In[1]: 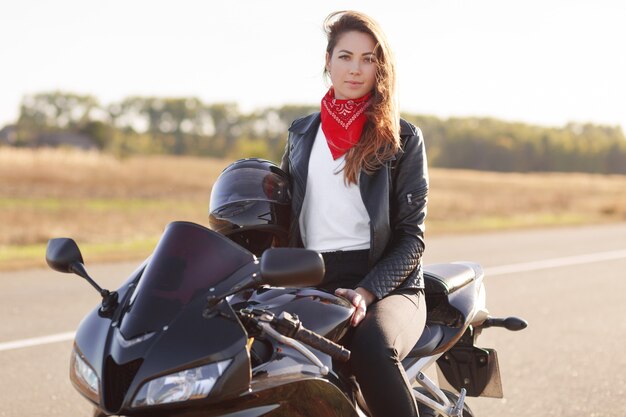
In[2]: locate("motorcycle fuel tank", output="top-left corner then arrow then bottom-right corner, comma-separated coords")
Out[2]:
239,287 -> 354,343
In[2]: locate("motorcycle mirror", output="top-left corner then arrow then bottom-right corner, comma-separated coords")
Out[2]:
259,248 -> 325,288
46,238 -> 85,274
45,238 -> 118,314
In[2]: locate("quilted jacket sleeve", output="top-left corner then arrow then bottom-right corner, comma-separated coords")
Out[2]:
358,125 -> 429,299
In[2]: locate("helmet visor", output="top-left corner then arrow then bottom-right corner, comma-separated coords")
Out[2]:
210,168 -> 289,211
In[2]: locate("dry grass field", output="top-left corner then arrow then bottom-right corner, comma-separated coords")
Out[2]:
1,147 -> 625,270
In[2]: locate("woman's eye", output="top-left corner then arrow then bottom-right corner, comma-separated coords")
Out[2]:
339,55 -> 350,60
364,56 -> 376,63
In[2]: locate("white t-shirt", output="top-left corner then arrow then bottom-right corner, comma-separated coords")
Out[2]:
299,126 -> 371,252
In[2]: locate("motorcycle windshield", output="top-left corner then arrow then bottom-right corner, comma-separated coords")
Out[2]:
119,221 -> 255,339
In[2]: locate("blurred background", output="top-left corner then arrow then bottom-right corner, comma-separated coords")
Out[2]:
1,0 -> 625,269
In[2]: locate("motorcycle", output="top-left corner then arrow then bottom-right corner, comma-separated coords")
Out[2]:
46,220 -> 527,417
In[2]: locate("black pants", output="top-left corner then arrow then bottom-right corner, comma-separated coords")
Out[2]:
322,250 -> 426,417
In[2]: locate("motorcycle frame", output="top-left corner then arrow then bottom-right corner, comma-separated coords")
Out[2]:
407,354 -> 459,416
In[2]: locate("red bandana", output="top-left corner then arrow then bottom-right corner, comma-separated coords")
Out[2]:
320,87 -> 372,160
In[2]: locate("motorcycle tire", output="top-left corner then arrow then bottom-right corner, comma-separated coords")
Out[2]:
413,387 -> 475,417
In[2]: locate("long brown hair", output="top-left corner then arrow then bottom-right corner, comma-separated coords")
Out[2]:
323,10 -> 401,184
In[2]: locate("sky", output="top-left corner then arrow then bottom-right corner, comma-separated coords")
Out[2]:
1,0 -> 625,132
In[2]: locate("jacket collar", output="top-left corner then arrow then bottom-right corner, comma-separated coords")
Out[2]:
399,119 -> 417,137
288,112 -> 321,135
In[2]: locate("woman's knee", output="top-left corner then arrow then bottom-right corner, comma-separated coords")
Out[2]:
349,326 -> 399,370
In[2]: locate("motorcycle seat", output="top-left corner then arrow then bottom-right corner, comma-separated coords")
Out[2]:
406,323 -> 445,358
423,262 -> 481,295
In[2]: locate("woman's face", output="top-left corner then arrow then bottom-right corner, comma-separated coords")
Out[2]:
326,30 -> 377,100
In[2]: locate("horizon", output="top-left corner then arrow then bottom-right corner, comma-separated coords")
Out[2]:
1,0 -> 625,133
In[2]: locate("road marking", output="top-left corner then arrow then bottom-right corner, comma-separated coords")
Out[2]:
0,331 -> 75,352
2,249 -> 626,353
484,249 -> 626,276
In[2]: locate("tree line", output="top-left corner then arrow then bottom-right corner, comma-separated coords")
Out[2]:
6,91 -> 626,174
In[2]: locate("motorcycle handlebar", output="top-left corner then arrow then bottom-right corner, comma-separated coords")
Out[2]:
239,309 -> 352,363
268,311 -> 351,363
293,325 -> 351,363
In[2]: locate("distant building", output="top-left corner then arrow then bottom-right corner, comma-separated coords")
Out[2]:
35,132 -> 99,150
0,126 -> 99,150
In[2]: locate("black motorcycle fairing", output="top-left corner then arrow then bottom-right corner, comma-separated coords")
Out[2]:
110,301 -> 252,415
247,378 -> 358,417
106,297 -> 251,414
71,262 -> 147,406
119,221 -> 255,340
72,222 -> 258,414
74,296 -> 253,415
132,377 -> 359,417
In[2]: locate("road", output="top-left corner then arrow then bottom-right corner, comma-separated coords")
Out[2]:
1,223 -> 625,416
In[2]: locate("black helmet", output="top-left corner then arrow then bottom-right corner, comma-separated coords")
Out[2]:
209,158 -> 291,256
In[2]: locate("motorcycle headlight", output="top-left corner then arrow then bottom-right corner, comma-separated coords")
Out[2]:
131,359 -> 232,408
70,347 -> 100,403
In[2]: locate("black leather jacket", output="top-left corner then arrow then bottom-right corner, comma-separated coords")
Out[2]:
281,113 -> 428,299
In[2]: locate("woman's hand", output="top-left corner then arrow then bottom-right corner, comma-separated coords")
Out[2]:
335,287 -> 376,327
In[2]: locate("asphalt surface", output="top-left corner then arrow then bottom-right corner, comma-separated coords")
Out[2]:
1,223 -> 625,416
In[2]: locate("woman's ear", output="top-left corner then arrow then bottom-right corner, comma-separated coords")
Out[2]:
325,52 -> 331,72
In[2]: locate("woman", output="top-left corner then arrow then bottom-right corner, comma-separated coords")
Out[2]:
281,10 -> 428,417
